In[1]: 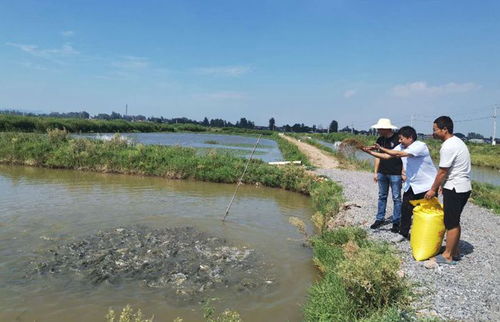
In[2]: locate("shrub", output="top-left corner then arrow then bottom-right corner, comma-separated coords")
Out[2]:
337,243 -> 408,313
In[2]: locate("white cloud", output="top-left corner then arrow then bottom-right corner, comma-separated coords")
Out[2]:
112,56 -> 150,69
194,65 -> 251,77
60,30 -> 75,37
391,81 -> 480,97
344,89 -> 356,98
6,42 -> 79,59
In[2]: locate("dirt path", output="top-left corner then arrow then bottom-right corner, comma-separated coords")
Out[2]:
280,134 -> 338,168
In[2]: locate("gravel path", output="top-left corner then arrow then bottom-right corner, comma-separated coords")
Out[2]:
284,136 -> 499,320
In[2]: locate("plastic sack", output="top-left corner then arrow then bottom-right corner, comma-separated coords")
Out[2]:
409,197 -> 445,261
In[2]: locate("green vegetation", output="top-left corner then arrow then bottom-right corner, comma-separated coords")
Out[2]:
318,132 -> 376,146
0,114 -> 274,137
304,227 -> 411,321
271,133 -> 311,166
471,181 -> 500,214
0,130 -> 315,192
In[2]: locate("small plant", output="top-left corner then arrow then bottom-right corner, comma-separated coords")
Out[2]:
204,140 -> 219,144
202,298 -> 242,322
47,128 -> 69,143
106,305 -> 153,322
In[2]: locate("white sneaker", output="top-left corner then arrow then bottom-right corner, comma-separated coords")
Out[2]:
391,235 -> 407,243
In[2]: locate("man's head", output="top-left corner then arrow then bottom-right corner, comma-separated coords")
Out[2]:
433,116 -> 454,141
377,128 -> 393,137
398,126 -> 417,148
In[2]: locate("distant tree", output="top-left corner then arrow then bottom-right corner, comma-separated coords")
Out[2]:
202,117 -> 209,126
467,132 -> 484,139
284,124 -> 291,132
268,117 -> 275,130
329,120 -> 338,133
455,132 -> 466,139
95,113 -> 111,120
312,124 -> 317,132
110,111 -> 122,120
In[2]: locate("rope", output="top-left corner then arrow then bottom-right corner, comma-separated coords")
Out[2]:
222,134 -> 262,222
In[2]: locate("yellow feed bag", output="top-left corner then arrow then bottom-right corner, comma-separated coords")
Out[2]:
409,198 -> 445,261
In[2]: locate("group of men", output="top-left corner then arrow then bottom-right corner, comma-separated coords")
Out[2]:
362,116 -> 471,265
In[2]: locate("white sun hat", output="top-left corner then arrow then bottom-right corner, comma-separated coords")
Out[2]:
371,118 -> 398,129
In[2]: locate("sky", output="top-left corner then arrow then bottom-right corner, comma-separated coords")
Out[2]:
1,0 -> 499,136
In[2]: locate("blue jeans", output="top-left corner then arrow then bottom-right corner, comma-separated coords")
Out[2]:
376,173 -> 402,224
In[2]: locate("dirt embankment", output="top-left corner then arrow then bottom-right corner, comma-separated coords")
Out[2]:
279,134 -> 338,169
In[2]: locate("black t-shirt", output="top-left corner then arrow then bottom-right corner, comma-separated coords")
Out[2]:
376,134 -> 403,175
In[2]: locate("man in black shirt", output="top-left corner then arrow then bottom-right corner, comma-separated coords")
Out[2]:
369,118 -> 403,233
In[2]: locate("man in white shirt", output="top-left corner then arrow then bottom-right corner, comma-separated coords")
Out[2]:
363,126 -> 437,241
425,116 -> 471,265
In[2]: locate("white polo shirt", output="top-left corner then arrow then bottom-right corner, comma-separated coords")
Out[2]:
439,136 -> 472,193
394,141 -> 437,194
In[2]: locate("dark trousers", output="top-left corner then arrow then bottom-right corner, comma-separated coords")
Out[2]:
400,187 -> 426,237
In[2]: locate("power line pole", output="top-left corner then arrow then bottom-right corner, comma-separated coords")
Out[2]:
493,105 -> 498,146
125,104 -> 128,116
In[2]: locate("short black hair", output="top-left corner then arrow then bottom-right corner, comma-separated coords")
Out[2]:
434,116 -> 454,134
398,126 -> 417,141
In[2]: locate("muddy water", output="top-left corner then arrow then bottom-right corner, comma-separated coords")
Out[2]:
0,165 -> 315,321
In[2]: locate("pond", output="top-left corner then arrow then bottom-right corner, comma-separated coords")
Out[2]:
0,165 -> 315,321
318,140 -> 500,186
77,132 -> 283,163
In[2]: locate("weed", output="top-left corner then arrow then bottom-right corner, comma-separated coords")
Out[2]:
106,305 -> 153,322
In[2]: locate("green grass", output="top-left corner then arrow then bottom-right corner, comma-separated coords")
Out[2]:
471,181 -> 500,214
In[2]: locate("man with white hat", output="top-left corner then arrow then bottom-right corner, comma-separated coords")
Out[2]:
369,118 -> 402,233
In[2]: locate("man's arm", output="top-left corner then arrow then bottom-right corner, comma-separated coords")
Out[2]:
362,148 -> 393,160
376,144 -> 412,158
424,167 -> 450,199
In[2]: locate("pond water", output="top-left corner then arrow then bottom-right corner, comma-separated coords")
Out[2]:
0,165 -> 315,321
318,140 -> 500,186
77,133 -> 283,163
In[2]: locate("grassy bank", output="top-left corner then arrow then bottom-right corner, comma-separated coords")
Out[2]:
471,181 -> 500,214
0,114 -> 274,137
304,228 -> 411,321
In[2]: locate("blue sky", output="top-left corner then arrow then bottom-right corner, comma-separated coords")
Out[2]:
1,0 -> 499,135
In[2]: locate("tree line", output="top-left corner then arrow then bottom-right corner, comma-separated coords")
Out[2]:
0,109 -> 341,133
